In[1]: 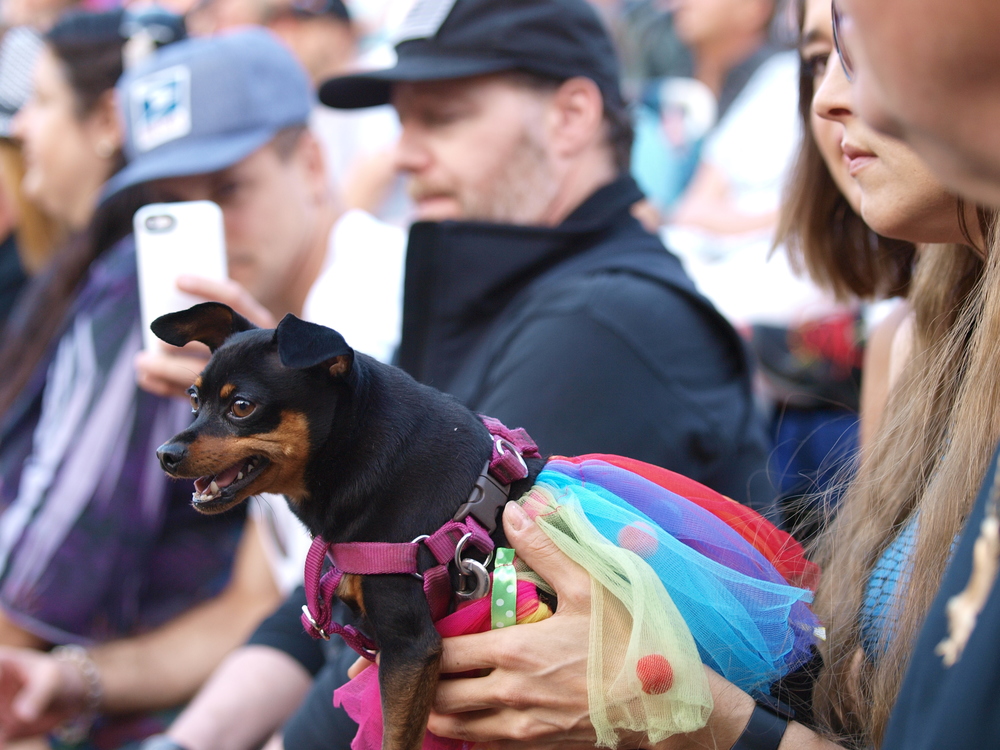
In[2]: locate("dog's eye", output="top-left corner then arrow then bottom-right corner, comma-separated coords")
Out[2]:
188,391 -> 200,413
231,399 -> 256,418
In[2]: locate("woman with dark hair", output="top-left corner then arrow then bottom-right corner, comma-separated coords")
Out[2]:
0,10 -> 280,748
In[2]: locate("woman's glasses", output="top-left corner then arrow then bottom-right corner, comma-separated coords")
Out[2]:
831,0 -> 855,82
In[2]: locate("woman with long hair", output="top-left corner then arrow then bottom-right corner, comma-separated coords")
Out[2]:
416,0 -> 998,747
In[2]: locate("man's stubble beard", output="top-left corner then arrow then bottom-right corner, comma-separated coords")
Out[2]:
460,127 -> 560,225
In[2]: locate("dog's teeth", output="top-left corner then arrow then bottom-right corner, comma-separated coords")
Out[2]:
210,481 -> 219,494
237,472 -> 244,481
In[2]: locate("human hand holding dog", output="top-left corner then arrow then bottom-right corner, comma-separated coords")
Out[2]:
426,501 -> 597,749
0,646 -> 90,744
424,505 -> 786,750
134,276 -> 276,399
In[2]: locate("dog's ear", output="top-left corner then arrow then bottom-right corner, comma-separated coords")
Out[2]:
275,314 -> 355,378
151,302 -> 258,352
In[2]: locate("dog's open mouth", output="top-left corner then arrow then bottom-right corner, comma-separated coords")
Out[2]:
192,455 -> 270,510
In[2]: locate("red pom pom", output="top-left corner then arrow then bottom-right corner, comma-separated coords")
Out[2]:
617,521 -> 659,558
636,653 -> 674,695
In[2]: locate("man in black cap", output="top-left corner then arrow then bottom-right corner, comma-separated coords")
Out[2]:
322,0 -> 771,510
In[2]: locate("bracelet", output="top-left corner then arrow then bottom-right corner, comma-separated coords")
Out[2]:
730,696 -> 793,750
51,644 -> 104,744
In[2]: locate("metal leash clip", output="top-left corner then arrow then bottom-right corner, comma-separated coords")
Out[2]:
453,531 -> 491,600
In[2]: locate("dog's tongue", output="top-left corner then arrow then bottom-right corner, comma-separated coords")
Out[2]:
213,461 -> 244,489
194,461 -> 244,494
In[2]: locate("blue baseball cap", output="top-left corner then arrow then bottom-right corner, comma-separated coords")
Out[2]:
104,28 -> 313,199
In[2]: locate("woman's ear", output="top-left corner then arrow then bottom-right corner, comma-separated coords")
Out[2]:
86,89 -> 124,159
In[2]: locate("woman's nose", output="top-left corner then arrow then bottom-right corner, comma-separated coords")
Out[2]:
813,50 -> 854,123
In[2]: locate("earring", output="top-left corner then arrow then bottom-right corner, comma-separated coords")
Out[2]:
95,139 -> 116,159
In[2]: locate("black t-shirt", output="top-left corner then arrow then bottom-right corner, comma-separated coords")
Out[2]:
883,440 -> 1000,749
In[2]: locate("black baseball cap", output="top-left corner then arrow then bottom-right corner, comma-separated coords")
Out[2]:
318,0 -> 624,110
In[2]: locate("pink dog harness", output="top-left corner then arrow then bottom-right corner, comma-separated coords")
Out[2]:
300,417 -> 541,657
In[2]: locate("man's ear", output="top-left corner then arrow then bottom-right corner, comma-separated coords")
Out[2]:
275,314 -> 354,377
151,302 -> 257,352
548,76 -> 605,160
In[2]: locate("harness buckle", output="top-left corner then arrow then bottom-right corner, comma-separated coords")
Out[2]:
453,461 -> 511,533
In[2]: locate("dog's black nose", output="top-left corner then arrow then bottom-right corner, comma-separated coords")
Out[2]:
157,442 -> 188,473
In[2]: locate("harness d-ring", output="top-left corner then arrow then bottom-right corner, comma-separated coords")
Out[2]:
410,534 -> 429,580
494,436 -> 528,474
301,605 -> 330,640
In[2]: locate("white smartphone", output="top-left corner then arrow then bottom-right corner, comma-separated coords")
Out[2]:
134,200 -> 228,351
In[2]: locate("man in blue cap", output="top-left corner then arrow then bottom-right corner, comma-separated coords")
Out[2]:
120,28 -> 404,389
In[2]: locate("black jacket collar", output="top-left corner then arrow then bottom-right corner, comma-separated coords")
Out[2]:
397,176 -> 676,386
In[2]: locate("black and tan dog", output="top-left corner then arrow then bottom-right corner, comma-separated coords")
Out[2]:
152,302 -> 545,750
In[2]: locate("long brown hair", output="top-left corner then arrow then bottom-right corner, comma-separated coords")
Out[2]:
812,233 -> 994,747
0,139 -> 65,274
777,1 -> 999,746
774,0 -> 914,302
0,10 -> 130,419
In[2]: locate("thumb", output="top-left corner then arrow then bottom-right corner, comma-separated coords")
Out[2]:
502,502 -> 591,611
12,669 -> 56,723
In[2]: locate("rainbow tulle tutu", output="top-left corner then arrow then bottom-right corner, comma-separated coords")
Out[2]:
334,455 -> 821,749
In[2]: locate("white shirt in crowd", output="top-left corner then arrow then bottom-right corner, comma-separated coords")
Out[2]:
666,50 -> 842,329
252,208 -> 407,593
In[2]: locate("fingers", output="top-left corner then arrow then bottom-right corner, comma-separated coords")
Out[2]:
176,276 -> 276,329
428,708 -> 507,744
16,654 -> 73,724
428,705 -> 594,748
346,654 -> 376,680
134,350 -> 209,398
502,503 -> 591,611
438,628 -> 516,674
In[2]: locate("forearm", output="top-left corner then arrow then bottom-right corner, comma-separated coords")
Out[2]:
166,645 -> 312,750
0,610 -> 48,650
91,519 -> 281,714
91,589 -> 276,713
652,670 -> 843,750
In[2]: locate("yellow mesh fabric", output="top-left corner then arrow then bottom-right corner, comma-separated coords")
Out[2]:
518,487 -> 713,747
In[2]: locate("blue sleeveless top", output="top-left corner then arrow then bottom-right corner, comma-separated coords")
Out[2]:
860,515 -> 919,658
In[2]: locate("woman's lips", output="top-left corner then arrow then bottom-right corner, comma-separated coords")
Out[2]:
842,142 -> 877,176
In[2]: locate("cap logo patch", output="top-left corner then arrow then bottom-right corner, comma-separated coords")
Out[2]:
130,64 -> 192,153
391,0 -> 458,44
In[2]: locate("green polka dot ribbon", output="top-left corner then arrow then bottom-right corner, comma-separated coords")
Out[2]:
491,547 -> 517,629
